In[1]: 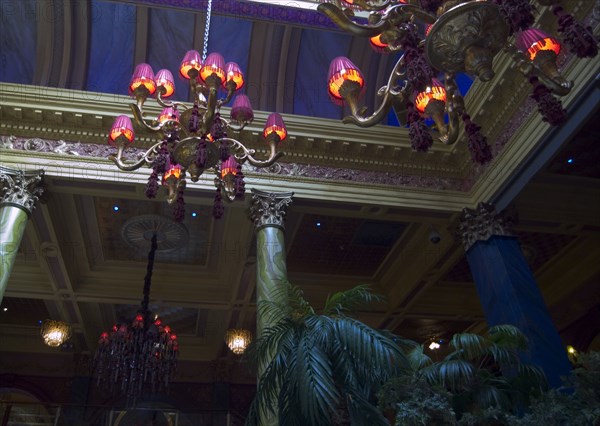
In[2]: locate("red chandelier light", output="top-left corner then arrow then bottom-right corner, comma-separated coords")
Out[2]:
92,234 -> 179,399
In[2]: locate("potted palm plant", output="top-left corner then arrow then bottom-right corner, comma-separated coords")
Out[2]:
245,283 -> 413,426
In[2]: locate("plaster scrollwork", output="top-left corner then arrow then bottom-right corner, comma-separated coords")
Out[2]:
23,138 -> 48,151
457,202 -> 516,252
0,166 -> 45,215
0,135 -> 16,149
249,189 -> 294,231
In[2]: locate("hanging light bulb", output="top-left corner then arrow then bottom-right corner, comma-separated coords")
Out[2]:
224,329 -> 252,355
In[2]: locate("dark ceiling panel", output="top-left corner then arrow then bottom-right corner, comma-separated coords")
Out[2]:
287,214 -> 405,276
0,297 -> 50,327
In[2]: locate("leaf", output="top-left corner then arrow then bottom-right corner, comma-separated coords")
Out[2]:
437,359 -> 475,392
346,391 -> 390,426
322,284 -> 386,316
450,333 -> 489,360
487,324 -> 528,351
407,344 -> 434,372
296,332 -> 340,425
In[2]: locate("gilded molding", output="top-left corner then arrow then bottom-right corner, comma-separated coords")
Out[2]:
0,165 -> 45,216
249,189 -> 294,231
457,202 -> 516,252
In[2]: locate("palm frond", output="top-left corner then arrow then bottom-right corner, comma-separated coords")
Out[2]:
487,324 -> 528,350
486,344 -> 520,367
296,333 -> 340,425
472,381 -> 512,410
332,316 -> 409,378
322,284 -> 386,316
437,359 -> 476,392
450,332 -> 490,360
407,344 -> 434,372
378,329 -> 420,352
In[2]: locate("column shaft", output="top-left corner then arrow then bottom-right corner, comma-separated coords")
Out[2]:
0,206 -> 29,303
466,236 -> 572,388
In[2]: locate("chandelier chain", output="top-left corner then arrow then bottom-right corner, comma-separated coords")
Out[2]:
142,233 -> 158,313
202,0 -> 213,62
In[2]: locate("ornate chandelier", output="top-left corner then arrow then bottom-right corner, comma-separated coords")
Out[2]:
93,234 -> 179,399
40,319 -> 71,347
108,0 -> 286,222
319,0 -> 598,164
224,328 -> 252,355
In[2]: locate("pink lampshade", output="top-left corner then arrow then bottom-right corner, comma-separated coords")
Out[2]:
224,62 -> 244,90
158,107 -> 180,125
155,69 -> 175,98
230,95 -> 254,124
327,56 -> 364,102
108,115 -> 135,145
263,112 -> 287,142
129,63 -> 156,96
179,50 -> 202,79
221,155 -> 239,178
515,28 -> 561,61
414,78 -> 446,113
200,52 -> 226,85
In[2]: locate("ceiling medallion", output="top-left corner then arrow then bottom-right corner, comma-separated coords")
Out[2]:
319,0 -> 597,164
122,214 -> 189,253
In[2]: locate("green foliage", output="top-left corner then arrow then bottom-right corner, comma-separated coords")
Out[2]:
245,282 -> 408,426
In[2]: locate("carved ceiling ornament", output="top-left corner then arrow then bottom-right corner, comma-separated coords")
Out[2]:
457,202 -> 516,252
0,166 -> 45,216
249,189 -> 294,231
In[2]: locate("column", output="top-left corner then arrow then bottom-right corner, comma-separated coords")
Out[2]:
458,202 -> 571,388
0,166 -> 45,304
248,189 -> 293,426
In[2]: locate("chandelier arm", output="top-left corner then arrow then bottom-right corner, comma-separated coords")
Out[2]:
129,104 -> 163,132
108,143 -> 161,171
141,233 -> 158,314
440,75 -> 462,145
342,53 -> 408,127
384,4 -> 437,25
317,3 -> 388,37
220,137 -> 285,167
352,0 -> 393,12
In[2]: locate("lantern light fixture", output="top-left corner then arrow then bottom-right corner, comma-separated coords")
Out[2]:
40,319 -> 71,348
224,329 -> 252,355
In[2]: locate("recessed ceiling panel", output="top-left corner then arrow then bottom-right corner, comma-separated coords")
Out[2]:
287,214 -> 405,276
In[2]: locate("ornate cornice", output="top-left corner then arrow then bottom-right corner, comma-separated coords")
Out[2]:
0,165 -> 45,215
249,189 -> 294,231
457,202 -> 516,252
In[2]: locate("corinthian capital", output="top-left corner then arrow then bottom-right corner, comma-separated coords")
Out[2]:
0,166 -> 45,216
457,202 -> 516,252
249,189 -> 294,231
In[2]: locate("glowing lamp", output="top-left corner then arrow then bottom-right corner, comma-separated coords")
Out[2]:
158,107 -> 180,125
129,63 -> 156,96
425,24 -> 433,37
369,34 -> 389,53
224,329 -> 252,355
163,163 -> 182,183
263,112 -> 287,142
179,50 -> 202,79
415,79 -> 447,113
200,52 -> 226,85
516,28 -> 561,61
155,69 -> 175,98
224,62 -> 244,90
230,95 -> 254,125
40,319 -> 71,347
109,115 -> 135,146
221,155 -> 239,178
327,56 -> 364,102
